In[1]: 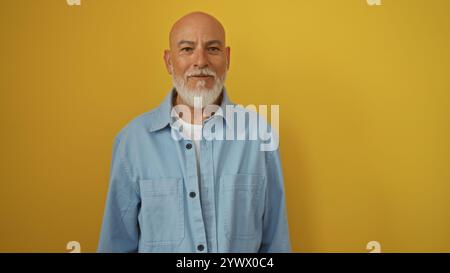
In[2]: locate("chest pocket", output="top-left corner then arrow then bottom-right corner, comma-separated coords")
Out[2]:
139,177 -> 184,246
220,174 -> 265,240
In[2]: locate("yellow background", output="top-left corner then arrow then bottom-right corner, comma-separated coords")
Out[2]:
1,0 -> 449,252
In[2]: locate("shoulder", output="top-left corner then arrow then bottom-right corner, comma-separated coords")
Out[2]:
226,104 -> 279,152
114,108 -> 161,142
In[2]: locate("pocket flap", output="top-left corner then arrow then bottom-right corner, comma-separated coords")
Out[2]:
140,177 -> 181,195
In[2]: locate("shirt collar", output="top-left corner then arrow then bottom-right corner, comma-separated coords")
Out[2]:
147,86 -> 234,133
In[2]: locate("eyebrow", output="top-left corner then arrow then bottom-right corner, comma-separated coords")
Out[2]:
177,40 -> 195,47
205,40 -> 223,47
177,40 -> 223,47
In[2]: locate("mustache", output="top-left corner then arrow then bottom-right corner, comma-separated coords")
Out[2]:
185,68 -> 217,78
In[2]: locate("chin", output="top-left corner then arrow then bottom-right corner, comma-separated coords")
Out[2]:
188,87 -> 214,93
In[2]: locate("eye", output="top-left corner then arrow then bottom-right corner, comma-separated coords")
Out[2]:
208,47 -> 220,52
181,47 -> 193,52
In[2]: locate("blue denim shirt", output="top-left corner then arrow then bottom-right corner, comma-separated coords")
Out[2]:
97,87 -> 291,253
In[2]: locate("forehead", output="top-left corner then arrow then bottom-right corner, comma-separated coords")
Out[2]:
170,18 -> 225,47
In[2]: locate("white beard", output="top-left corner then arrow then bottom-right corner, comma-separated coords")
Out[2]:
172,68 -> 226,108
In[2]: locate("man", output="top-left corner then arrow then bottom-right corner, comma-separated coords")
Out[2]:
97,11 -> 291,253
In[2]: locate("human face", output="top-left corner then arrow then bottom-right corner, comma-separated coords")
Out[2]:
164,13 -> 230,107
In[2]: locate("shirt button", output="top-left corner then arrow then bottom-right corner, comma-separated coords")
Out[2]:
186,143 -> 192,150
197,244 -> 204,251
189,191 -> 196,198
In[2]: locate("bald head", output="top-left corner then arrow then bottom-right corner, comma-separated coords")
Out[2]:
169,12 -> 226,49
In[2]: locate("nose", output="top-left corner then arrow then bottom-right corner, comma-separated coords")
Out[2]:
193,48 -> 208,69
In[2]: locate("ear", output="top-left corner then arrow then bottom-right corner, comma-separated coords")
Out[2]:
163,49 -> 173,74
225,46 -> 231,70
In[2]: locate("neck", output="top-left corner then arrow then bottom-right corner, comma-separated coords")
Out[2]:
174,91 -> 223,125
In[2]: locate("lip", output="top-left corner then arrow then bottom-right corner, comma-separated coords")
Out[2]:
188,75 -> 214,78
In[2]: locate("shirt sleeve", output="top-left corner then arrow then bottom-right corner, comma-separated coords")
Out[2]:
259,148 -> 292,253
97,134 -> 140,253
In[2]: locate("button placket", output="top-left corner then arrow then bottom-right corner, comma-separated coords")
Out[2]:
183,139 -> 208,253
